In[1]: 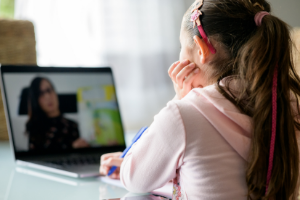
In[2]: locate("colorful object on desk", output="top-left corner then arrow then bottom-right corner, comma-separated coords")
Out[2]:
107,127 -> 148,176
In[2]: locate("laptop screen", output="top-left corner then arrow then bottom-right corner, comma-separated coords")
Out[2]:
1,66 -> 125,156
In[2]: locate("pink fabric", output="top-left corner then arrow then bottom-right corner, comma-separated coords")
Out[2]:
120,83 -> 300,199
266,66 -> 278,194
254,11 -> 269,26
198,25 -> 216,54
120,84 -> 251,199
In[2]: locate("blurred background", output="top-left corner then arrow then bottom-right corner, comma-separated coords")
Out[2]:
0,0 -> 299,136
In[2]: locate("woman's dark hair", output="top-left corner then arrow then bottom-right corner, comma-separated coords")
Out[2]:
26,77 -> 56,133
183,0 -> 300,199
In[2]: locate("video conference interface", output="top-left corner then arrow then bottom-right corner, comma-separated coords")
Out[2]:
3,72 -> 125,152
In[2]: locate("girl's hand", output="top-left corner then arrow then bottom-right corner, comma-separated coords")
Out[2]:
168,60 -> 199,100
99,152 -> 123,179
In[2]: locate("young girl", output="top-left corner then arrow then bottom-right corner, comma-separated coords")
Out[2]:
100,0 -> 300,199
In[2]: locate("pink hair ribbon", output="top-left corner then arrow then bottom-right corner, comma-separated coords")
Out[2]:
265,65 -> 278,195
254,11 -> 276,195
190,0 -> 216,54
198,25 -> 216,54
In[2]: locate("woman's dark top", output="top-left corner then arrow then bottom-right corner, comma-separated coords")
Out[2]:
28,115 -> 79,151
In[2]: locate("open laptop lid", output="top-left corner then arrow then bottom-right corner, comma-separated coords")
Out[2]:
0,65 -> 126,160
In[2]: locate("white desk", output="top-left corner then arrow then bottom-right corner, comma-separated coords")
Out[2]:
0,134 -> 149,200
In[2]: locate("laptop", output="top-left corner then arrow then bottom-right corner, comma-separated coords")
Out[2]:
0,65 -> 126,178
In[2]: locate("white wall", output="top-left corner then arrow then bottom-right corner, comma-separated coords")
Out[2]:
270,0 -> 300,27
184,0 -> 300,27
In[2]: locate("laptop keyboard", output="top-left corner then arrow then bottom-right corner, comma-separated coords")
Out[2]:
45,154 -> 100,167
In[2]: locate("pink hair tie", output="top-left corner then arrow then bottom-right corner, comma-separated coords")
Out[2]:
254,11 -> 269,26
265,65 -> 278,195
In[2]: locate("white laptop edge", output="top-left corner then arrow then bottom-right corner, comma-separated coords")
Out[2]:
0,65 -> 16,161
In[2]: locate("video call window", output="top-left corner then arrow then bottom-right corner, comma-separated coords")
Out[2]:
3,73 -> 125,152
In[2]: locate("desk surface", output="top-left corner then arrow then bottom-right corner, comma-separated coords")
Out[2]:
0,134 -> 148,200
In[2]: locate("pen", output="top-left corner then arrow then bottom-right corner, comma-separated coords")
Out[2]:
107,126 -> 148,176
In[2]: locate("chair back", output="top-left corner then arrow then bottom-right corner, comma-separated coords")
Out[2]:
0,19 -> 37,140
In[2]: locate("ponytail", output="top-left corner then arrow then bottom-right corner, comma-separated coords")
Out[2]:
235,10 -> 300,200
183,0 -> 300,199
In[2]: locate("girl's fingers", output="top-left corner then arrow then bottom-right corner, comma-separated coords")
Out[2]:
101,157 -> 123,167
171,60 -> 190,80
109,168 -> 120,179
183,68 -> 200,92
100,152 -> 123,176
100,152 -> 122,163
100,165 -> 120,179
168,61 -> 180,77
176,63 -> 196,88
99,165 -> 110,175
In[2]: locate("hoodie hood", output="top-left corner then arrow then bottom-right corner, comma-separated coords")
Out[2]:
184,83 -> 253,161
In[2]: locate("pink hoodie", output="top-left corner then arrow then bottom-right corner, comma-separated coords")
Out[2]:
120,84 -> 297,199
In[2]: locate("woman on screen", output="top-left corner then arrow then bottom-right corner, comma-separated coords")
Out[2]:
26,77 -> 89,151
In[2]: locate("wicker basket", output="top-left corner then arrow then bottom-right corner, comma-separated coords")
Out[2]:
0,19 -> 37,140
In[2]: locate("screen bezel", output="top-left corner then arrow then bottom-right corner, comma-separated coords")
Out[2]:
0,65 -> 126,160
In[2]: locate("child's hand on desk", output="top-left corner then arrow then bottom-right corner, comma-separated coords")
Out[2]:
168,60 -> 200,100
100,152 -> 123,179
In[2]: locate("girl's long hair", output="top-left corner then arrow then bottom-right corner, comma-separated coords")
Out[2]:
183,0 -> 300,199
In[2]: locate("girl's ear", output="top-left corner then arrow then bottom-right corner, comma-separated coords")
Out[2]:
193,36 -> 209,64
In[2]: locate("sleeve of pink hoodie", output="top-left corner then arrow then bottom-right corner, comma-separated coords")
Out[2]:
120,101 -> 186,193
